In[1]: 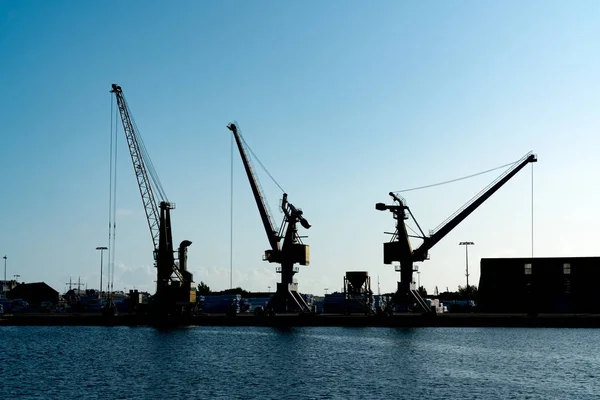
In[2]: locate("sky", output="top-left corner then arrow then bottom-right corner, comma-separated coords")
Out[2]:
1,1 -> 600,296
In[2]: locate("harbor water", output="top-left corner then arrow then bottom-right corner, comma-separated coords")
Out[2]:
0,326 -> 598,399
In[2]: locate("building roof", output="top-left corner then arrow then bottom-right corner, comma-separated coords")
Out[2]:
11,282 -> 59,295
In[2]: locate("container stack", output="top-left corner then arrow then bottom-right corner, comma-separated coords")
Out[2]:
425,298 -> 446,314
373,295 -> 391,313
201,294 -> 241,313
313,299 -> 324,313
323,293 -> 345,313
240,297 -> 270,313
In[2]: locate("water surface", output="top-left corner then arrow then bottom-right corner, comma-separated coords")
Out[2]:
1,326 -> 598,399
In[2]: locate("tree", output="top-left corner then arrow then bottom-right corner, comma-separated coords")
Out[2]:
220,287 -> 249,296
417,286 -> 428,297
457,285 -> 478,299
197,281 -> 211,296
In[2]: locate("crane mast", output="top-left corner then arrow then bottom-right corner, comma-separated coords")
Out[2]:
377,151 -> 537,312
110,84 -> 194,315
227,122 -> 311,313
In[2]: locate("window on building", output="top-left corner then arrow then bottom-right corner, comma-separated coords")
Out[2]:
524,263 -> 532,275
563,263 -> 571,275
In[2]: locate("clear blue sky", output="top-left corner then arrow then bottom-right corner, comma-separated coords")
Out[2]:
1,1 -> 599,296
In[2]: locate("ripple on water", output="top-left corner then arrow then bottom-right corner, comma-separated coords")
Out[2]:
0,326 -> 599,399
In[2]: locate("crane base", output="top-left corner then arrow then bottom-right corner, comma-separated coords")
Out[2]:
266,284 -> 310,314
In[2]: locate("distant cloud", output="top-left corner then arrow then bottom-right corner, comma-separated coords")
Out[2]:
188,264 -> 335,295
57,262 -> 330,296
189,264 -> 274,293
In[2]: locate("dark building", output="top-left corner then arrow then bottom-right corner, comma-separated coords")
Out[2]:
7,282 -> 60,307
478,257 -> 600,313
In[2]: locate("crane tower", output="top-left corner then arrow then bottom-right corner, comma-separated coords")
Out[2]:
228,122 -> 311,314
110,84 -> 195,315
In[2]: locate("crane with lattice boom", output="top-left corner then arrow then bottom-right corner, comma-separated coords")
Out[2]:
110,84 -> 195,314
376,151 -> 537,312
227,122 -> 311,313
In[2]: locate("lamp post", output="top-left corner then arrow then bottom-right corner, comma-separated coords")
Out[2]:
1,255 -> 5,296
459,241 -> 474,295
14,274 -> 20,283
324,288 -> 329,295
96,247 -> 108,300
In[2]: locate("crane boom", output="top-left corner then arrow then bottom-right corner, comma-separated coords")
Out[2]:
227,122 -> 280,253
412,151 -> 537,261
110,84 -> 162,251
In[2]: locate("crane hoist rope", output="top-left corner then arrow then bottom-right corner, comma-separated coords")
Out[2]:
107,93 -> 118,301
393,160 -> 519,193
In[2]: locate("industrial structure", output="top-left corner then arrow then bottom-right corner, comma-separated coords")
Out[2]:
343,271 -> 373,314
227,122 -> 311,314
478,257 -> 600,314
377,151 -> 537,312
111,84 -> 195,316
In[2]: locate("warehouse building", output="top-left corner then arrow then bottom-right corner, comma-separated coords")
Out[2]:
7,282 -> 59,308
478,257 -> 600,313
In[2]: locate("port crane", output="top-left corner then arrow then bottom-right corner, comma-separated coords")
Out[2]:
227,122 -> 311,314
110,84 -> 195,315
377,151 -> 537,312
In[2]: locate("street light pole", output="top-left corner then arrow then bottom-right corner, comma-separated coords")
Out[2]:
459,241 -> 474,294
1,255 -> 5,296
96,247 -> 108,300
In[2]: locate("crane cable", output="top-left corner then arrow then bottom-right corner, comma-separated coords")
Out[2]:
531,162 -> 534,258
230,132 -> 234,289
125,97 -> 168,202
239,133 -> 286,194
107,94 -> 113,301
107,94 -> 118,301
109,98 -> 119,299
393,160 -> 517,193
234,126 -> 282,234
